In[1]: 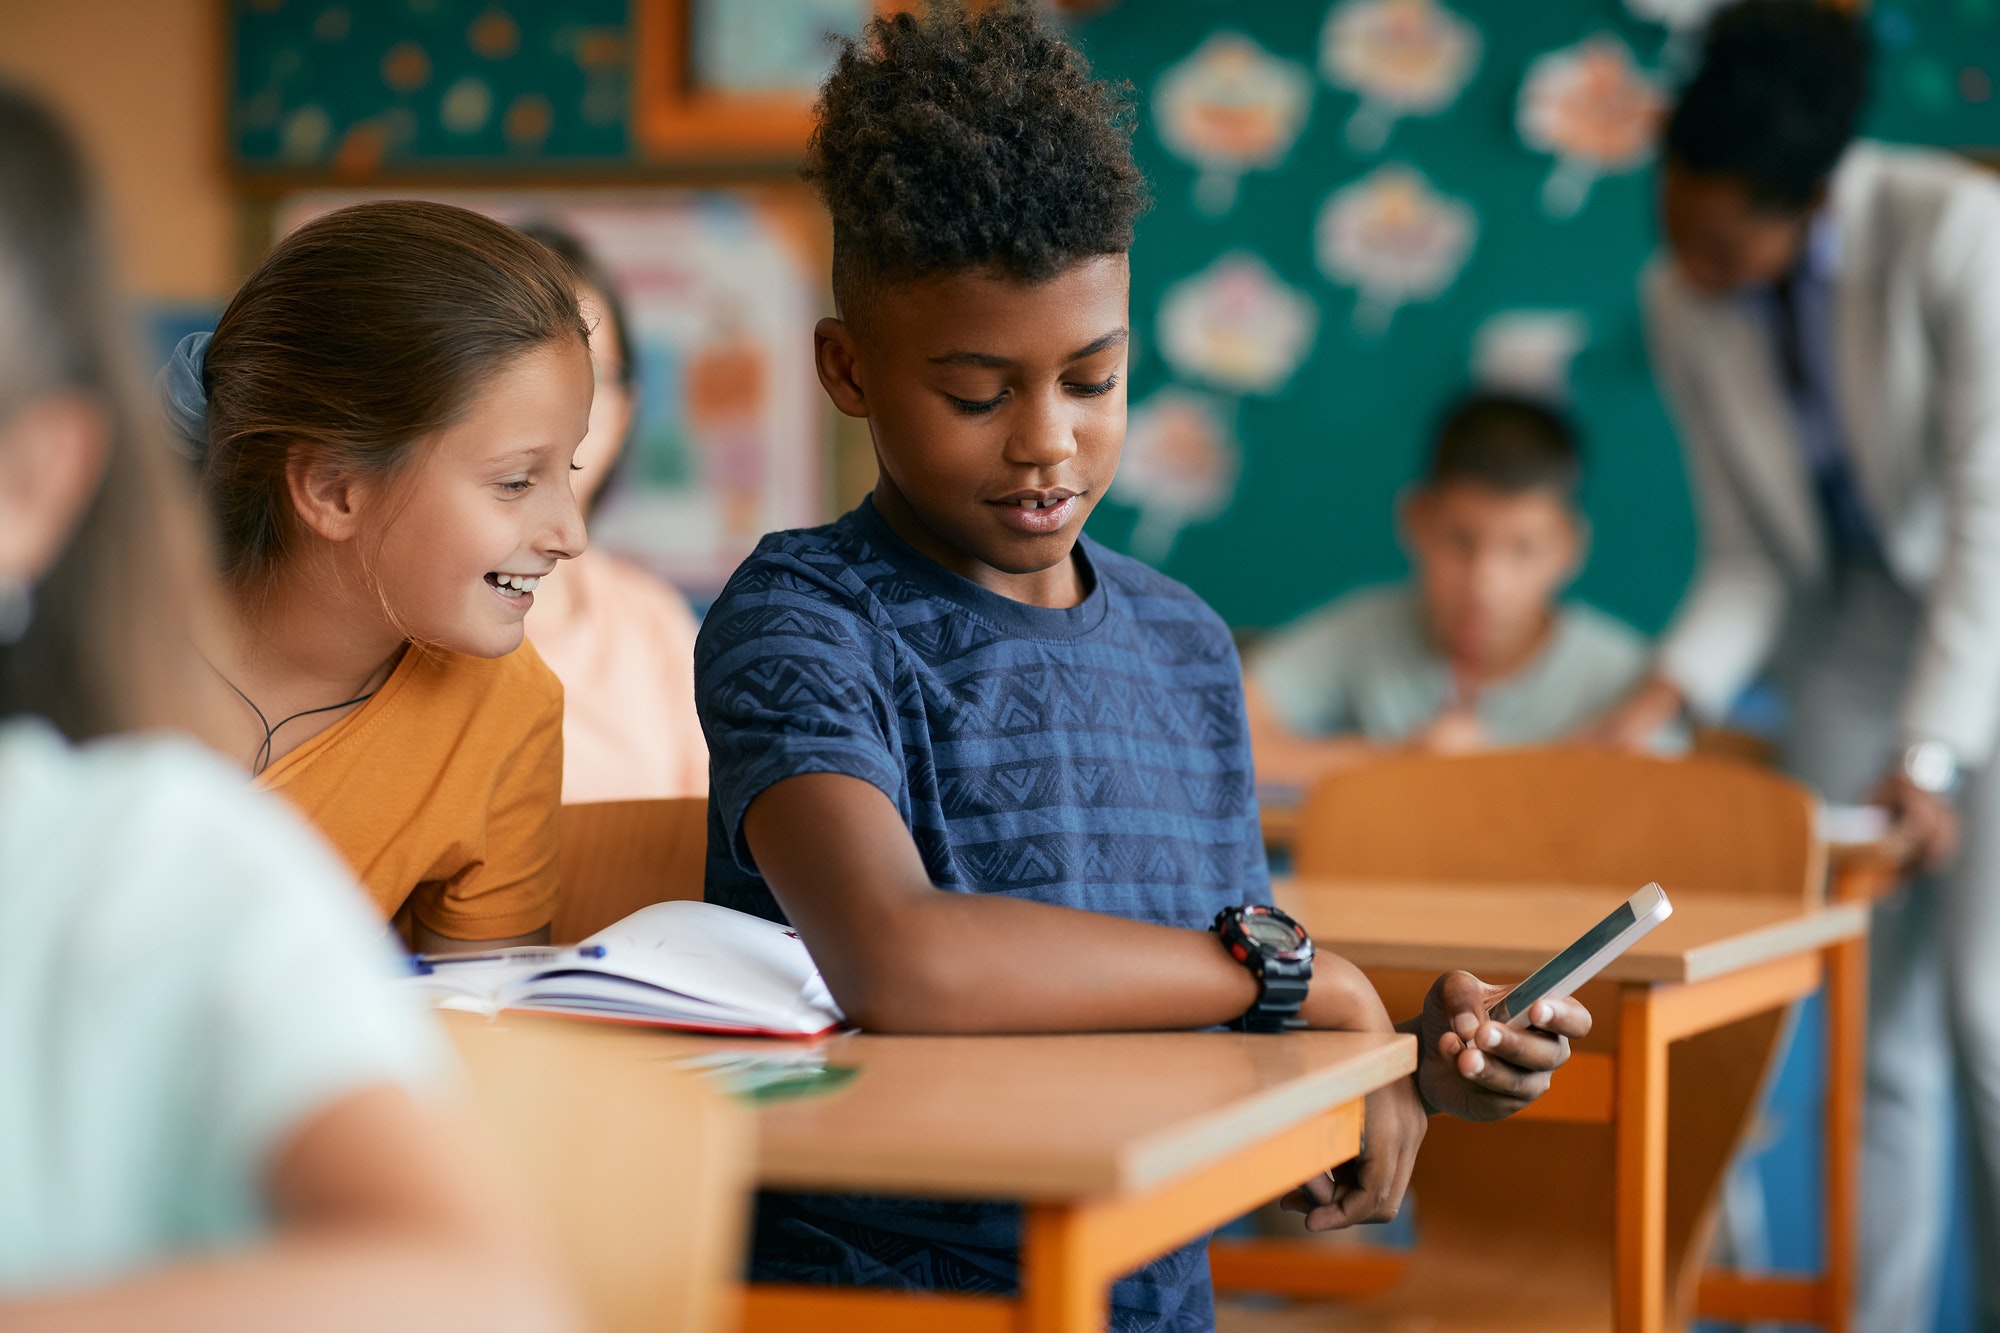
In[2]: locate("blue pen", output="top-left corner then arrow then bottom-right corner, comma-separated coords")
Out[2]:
409,944 -> 607,976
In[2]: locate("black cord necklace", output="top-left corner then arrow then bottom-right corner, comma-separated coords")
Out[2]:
204,658 -> 386,777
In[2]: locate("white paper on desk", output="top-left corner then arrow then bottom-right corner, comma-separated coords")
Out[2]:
1818,803 -> 1892,847
406,900 -> 844,1036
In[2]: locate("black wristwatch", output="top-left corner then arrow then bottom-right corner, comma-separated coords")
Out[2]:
1212,904 -> 1314,1033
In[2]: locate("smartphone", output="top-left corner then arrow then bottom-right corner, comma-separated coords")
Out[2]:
1487,883 -> 1674,1027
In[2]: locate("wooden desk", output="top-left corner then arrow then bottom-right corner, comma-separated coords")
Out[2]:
1207,880 -> 1868,1333
1828,835 -> 1905,904
611,1028 -> 1412,1333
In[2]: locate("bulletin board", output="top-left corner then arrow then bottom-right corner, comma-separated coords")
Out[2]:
1067,0 -> 2000,636
230,0 -> 633,172
222,0 -> 1999,629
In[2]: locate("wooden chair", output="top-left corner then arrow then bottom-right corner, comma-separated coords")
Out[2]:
552,797 -> 709,943
1216,749 -> 1821,1333
441,1009 -> 753,1333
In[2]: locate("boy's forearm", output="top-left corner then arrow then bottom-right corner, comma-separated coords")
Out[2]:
746,772 -> 1394,1036
801,884 -> 1259,1033
1300,952 -> 1396,1034
827,889 -> 1390,1036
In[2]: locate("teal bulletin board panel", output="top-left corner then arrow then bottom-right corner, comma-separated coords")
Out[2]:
1068,0 -> 2000,636
231,0 -> 632,169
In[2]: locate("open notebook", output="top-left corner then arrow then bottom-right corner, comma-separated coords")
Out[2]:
405,900 -> 845,1038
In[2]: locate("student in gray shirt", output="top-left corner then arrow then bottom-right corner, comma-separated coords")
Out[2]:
1247,394 -> 1660,791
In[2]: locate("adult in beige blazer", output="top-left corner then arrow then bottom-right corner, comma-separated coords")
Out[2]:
1593,6 -> 2000,1328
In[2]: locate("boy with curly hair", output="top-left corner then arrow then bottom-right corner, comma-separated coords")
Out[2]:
693,4 -> 1590,1326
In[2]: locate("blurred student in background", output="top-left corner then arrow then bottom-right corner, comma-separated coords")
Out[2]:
161,202 -> 594,952
517,222 -> 708,804
1587,4 -> 2000,1325
0,86 -> 575,1332
1246,393 -> 1660,792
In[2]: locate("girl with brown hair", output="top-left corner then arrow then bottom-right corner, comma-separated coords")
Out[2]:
163,200 -> 595,950
0,87 -> 575,1330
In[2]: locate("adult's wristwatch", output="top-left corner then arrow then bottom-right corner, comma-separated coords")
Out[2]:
1213,904 -> 1315,1033
1902,740 -> 1962,797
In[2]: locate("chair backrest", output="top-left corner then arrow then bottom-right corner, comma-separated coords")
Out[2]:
1294,748 -> 1821,902
1291,750 -> 1820,1324
553,797 -> 709,943
443,1011 -> 751,1333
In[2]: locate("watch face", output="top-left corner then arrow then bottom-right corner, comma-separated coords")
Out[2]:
1906,742 -> 1957,793
1242,912 -> 1304,949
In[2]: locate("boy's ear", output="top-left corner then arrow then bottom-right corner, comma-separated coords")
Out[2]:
814,317 -> 870,420
285,451 -> 365,543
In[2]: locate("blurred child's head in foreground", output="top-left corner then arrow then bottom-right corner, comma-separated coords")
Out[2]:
0,83 -> 215,743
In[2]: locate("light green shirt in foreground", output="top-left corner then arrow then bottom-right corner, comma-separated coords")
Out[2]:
0,719 -> 442,1296
1248,583 -> 1655,747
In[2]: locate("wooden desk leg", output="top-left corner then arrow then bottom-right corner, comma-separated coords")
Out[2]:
1615,985 -> 1668,1333
1823,932 -> 1867,1333
1019,1205 -> 1103,1333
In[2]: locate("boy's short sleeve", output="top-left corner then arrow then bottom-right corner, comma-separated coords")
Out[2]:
1247,607 -> 1357,737
696,558 -> 908,876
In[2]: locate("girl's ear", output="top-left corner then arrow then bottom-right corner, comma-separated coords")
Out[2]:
0,393 -> 109,584
813,317 -> 869,419
284,451 -> 365,543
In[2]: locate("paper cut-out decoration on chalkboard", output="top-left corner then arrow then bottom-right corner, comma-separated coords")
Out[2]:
1320,0 -> 1481,154
1472,310 -> 1590,402
1154,32 -> 1314,216
1623,0 -> 1729,30
1112,388 -> 1240,563
1518,36 -> 1665,219
1158,252 -> 1319,396
1315,164 -> 1476,336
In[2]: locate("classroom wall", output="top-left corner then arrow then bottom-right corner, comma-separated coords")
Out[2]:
1068,0 -> 2000,637
0,0 -> 236,304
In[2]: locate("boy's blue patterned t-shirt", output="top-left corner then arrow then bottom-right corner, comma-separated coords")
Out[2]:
695,498 -> 1269,1333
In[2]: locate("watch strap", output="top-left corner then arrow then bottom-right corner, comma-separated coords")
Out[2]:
1230,966 -> 1310,1033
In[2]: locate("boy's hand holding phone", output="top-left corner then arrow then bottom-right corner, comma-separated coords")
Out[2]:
1405,972 -> 1593,1121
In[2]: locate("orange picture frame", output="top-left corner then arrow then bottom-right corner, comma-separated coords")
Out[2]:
632,0 -> 906,161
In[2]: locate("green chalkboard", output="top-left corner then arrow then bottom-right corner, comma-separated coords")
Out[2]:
1069,0 -> 2000,635
231,0 -> 631,169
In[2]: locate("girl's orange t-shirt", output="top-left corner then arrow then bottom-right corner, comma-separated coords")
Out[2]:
254,640 -> 564,942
